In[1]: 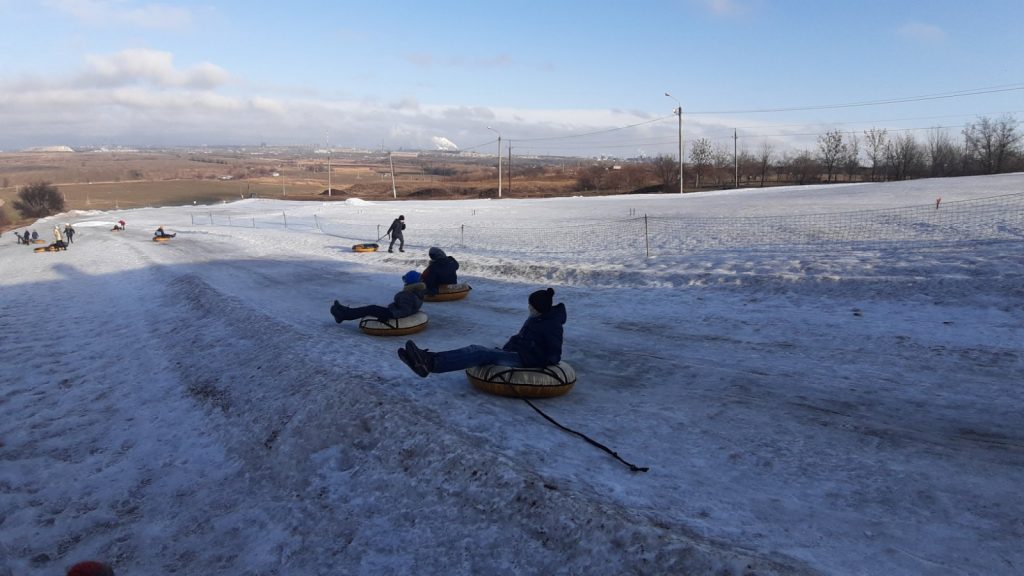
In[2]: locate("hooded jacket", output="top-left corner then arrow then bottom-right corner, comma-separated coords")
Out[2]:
422,256 -> 459,293
387,282 -> 426,318
502,302 -> 567,367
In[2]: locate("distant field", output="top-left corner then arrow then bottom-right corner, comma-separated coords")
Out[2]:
0,149 -> 583,231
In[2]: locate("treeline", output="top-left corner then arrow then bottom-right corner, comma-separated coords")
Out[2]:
576,114 -> 1023,193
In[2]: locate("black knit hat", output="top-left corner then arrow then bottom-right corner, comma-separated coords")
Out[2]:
528,288 -> 554,313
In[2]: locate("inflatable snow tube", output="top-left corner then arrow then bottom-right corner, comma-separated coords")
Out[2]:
359,311 -> 429,336
32,239 -> 47,244
352,243 -> 379,252
34,244 -> 66,253
153,236 -> 173,242
423,283 -> 472,302
466,361 -> 576,398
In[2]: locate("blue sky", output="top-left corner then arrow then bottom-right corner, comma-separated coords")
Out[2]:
1,0 -> 1021,157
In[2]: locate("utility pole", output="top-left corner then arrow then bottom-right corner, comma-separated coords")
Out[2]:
507,140 -> 512,196
389,152 -> 397,198
665,92 -> 684,193
326,130 -> 331,196
487,126 -> 502,198
734,129 -> 739,189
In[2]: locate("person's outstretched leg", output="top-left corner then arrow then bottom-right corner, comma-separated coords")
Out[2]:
400,341 -> 521,376
330,301 -> 390,323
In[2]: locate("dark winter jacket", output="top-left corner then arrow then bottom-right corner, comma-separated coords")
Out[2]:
387,218 -> 406,237
422,256 -> 459,293
387,282 -> 426,318
502,303 -> 567,368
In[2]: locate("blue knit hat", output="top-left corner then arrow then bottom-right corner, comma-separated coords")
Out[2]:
403,270 -> 421,284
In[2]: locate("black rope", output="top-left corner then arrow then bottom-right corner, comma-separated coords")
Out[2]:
520,397 -> 649,473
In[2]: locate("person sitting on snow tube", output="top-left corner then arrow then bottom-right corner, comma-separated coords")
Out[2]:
398,288 -> 565,378
330,271 -> 427,324
153,226 -> 176,238
420,247 -> 460,295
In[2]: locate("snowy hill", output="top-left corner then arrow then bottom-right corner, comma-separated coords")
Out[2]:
2,174 -> 1023,575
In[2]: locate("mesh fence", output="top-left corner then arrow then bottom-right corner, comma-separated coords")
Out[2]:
191,191 -> 1024,257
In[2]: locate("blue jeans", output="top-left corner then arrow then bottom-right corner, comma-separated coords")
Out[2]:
432,345 -> 522,374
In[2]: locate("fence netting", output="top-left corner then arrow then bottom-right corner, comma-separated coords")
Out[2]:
190,192 -> 1024,257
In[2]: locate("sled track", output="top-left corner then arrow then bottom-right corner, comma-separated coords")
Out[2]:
149,273 -> 819,575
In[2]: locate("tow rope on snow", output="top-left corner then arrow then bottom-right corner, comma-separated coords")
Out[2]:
521,398 -> 649,473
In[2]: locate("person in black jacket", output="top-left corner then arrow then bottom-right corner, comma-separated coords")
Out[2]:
330,271 -> 426,324
421,247 -> 459,295
386,215 -> 405,253
398,288 -> 565,378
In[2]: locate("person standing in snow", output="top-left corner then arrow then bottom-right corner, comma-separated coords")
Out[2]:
398,288 -> 566,377
64,223 -> 75,244
31,230 -> 38,241
23,230 -> 31,244
386,215 -> 405,253
420,247 -> 459,295
330,271 -> 426,324
118,219 -> 126,229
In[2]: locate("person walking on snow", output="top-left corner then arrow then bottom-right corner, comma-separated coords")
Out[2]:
330,271 -> 426,323
398,288 -> 566,377
386,215 -> 405,253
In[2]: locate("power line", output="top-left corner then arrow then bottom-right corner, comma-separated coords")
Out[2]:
686,84 -> 1024,115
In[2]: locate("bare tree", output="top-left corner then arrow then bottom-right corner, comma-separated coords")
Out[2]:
962,114 -> 1021,174
784,150 -> 820,185
863,128 -> 888,182
926,128 -> 961,177
737,149 -> 759,186
650,154 -> 679,193
816,129 -> 845,183
842,133 -> 860,181
758,141 -> 774,187
712,143 -> 731,186
13,181 -> 65,218
885,133 -> 924,181
689,138 -> 713,189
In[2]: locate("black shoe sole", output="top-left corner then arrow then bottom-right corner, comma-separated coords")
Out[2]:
397,348 -> 429,378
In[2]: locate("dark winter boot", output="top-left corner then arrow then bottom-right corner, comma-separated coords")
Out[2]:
330,300 -> 347,324
397,349 -> 428,378
404,340 -> 434,373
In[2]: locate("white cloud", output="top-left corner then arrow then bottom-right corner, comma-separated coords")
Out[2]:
81,49 -> 229,88
898,22 -> 946,44
44,0 -> 193,29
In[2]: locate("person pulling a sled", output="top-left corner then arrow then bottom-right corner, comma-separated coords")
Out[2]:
386,215 -> 405,253
330,271 -> 426,324
398,288 -> 565,377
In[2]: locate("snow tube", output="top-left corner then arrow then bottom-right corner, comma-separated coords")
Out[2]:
466,361 -> 576,398
359,311 -> 429,336
423,283 -> 472,302
32,239 -> 46,244
34,243 -> 66,253
153,235 -> 173,242
352,243 -> 379,252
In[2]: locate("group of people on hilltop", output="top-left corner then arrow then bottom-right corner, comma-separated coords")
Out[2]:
329,228 -> 566,380
15,229 -> 37,244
